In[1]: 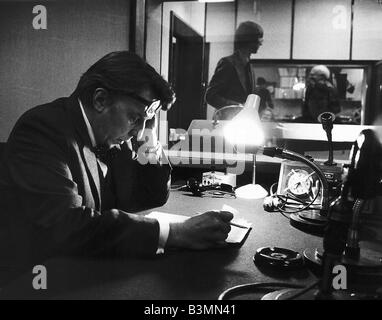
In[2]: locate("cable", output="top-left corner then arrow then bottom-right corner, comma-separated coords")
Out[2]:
278,210 -> 291,220
204,190 -> 236,199
170,184 -> 187,191
265,182 -> 320,218
284,191 -> 310,204
267,170 -> 322,215
262,147 -> 329,212
276,194 -> 306,205
269,182 -> 278,196
284,280 -> 320,300
277,188 -> 320,214
218,282 -> 307,300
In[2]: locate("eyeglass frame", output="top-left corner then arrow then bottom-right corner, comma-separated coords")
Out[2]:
125,92 -> 162,121
106,88 -> 162,120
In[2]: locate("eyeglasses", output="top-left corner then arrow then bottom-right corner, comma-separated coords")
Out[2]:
126,92 -> 162,121
143,100 -> 162,120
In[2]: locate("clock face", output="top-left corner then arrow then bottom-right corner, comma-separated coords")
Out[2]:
286,169 -> 313,197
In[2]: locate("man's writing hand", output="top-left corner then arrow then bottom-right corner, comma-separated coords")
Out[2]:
167,210 -> 234,250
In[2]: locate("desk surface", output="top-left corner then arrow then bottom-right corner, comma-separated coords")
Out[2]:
0,192 -> 324,300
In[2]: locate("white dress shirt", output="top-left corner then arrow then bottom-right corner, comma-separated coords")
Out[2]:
78,99 -> 169,254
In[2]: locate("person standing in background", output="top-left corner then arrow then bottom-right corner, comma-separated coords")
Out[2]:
255,77 -> 274,116
205,21 -> 264,119
302,65 -> 340,123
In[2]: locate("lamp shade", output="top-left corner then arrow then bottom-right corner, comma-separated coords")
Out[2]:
223,94 -> 264,146
223,94 -> 268,199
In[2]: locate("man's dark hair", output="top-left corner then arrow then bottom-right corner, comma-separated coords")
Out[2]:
234,21 -> 263,51
74,51 -> 175,110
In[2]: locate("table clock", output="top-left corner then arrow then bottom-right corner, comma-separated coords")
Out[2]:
277,161 -> 322,207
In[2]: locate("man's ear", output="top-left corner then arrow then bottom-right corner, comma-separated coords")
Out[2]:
93,88 -> 111,113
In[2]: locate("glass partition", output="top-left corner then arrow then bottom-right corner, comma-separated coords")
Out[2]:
251,64 -> 367,125
146,0 -> 380,146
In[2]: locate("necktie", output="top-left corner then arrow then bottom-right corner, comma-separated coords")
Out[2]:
97,162 -> 115,210
94,146 -> 121,163
93,148 -> 117,210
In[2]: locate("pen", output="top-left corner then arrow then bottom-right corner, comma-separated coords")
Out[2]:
196,212 -> 248,229
229,222 -> 248,229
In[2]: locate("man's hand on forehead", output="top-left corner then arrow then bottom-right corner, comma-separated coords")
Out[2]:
136,116 -> 158,148
143,115 -> 157,130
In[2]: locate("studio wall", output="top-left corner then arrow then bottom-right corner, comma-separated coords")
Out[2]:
0,0 -> 131,141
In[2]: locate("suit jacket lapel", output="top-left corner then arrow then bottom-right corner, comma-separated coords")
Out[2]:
231,52 -> 250,95
65,95 -> 102,210
82,146 -> 101,210
249,65 -> 255,93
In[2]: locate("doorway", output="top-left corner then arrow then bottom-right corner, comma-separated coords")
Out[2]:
167,11 -> 208,131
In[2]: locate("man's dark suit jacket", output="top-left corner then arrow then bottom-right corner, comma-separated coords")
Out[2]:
0,95 -> 171,271
302,81 -> 341,122
205,51 -> 255,110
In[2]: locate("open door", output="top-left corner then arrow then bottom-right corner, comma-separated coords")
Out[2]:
167,12 -> 207,131
374,61 -> 382,122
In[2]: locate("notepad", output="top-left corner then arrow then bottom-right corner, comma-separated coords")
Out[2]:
146,205 -> 251,245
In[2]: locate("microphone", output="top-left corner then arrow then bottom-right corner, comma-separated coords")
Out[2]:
318,112 -> 336,166
318,112 -> 334,132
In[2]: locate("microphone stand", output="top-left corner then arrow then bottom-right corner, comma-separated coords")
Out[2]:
318,112 -> 336,166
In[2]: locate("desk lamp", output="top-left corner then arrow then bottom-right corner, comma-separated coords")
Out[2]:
223,94 -> 268,199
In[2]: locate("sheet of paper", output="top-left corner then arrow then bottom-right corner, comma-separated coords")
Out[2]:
146,208 -> 251,244
221,204 -> 252,228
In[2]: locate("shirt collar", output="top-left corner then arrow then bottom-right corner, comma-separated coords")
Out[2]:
78,99 -> 97,148
236,50 -> 250,65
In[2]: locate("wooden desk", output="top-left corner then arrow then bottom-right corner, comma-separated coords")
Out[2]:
0,192 -> 325,300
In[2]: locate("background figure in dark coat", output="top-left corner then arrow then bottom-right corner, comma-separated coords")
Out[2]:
302,64 -> 341,122
205,21 -> 264,117
255,77 -> 274,115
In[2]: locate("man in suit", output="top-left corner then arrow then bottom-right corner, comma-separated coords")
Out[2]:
255,77 -> 274,116
205,21 -> 264,118
0,52 -> 233,275
302,65 -> 341,123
